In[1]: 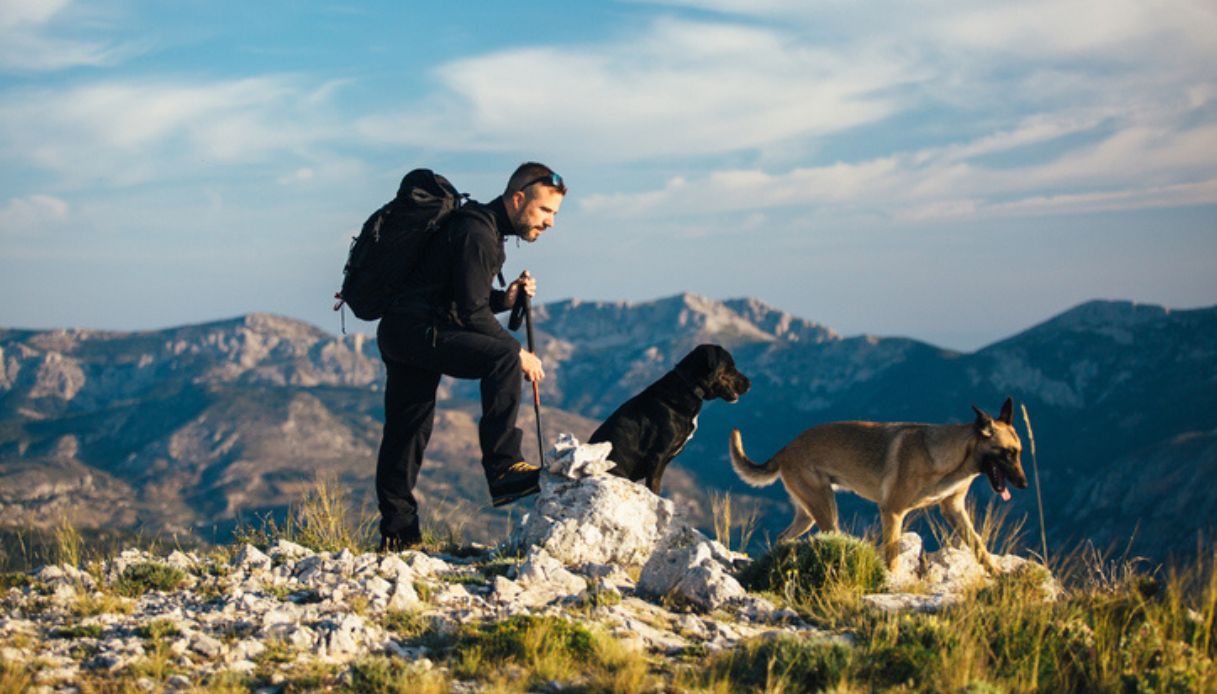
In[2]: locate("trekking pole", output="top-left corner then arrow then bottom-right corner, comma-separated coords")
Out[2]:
522,293 -> 546,466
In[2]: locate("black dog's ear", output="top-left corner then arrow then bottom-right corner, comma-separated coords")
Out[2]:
998,397 -> 1014,424
678,344 -> 721,375
712,344 -> 734,368
698,343 -> 726,369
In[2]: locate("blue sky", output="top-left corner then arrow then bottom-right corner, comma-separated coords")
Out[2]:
1,0 -> 1215,350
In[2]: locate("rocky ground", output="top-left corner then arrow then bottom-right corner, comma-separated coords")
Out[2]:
0,437 -> 1053,692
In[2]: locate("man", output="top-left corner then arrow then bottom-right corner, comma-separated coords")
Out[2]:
374,162 -> 566,551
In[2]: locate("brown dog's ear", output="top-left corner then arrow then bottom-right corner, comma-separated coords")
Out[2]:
998,397 -> 1014,424
972,405 -> 994,437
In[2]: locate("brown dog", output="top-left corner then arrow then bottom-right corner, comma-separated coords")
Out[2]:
729,398 -> 1028,571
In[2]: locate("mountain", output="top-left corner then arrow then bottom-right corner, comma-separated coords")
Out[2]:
2,297 -> 1214,561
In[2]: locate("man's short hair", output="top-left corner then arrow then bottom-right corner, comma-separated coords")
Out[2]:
505,162 -> 567,196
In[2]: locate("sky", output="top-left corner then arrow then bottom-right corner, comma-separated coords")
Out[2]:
1,0 -> 1215,351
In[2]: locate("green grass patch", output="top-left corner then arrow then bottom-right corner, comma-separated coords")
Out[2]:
51,623 -> 104,639
114,561 -> 187,597
135,619 -> 181,641
739,533 -> 885,621
382,610 -> 430,641
690,634 -> 855,692
348,655 -> 451,694
0,572 -> 33,590
450,615 -> 639,689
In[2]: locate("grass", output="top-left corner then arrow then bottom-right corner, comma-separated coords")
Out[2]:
445,615 -> 658,691
710,491 -> 760,555
683,549 -> 1217,693
53,516 -> 84,569
349,655 -> 451,694
233,476 -> 378,554
114,561 -> 187,597
2,476 -> 1213,694
50,623 -> 104,640
381,609 -> 430,641
739,532 -> 886,624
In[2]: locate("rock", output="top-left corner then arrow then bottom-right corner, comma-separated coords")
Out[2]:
638,528 -> 747,612
35,563 -> 97,592
579,562 -> 636,591
863,593 -> 954,613
230,638 -> 265,662
190,632 -> 225,658
319,614 -> 378,659
294,555 -> 325,583
922,546 -> 989,594
510,459 -> 685,568
503,548 -> 588,607
364,575 -> 392,602
432,583 -> 476,607
493,576 -> 524,601
331,549 -> 357,574
388,579 -> 420,611
865,532 -> 1060,613
886,532 -> 923,590
268,539 -> 313,562
402,552 -> 450,577
165,551 -> 196,572
286,624 -> 317,651
378,554 -> 413,583
547,433 -> 617,477
232,544 -> 273,572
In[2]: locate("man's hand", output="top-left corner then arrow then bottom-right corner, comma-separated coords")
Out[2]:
519,348 -> 545,382
504,270 -> 536,308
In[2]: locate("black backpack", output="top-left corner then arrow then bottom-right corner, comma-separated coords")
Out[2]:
335,169 -> 467,322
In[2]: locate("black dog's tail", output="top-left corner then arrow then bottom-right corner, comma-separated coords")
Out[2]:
729,428 -> 781,487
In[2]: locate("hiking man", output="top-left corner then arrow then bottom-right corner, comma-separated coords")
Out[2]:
375,162 -> 566,551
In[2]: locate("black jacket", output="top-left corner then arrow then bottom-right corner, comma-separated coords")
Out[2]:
392,196 -> 518,341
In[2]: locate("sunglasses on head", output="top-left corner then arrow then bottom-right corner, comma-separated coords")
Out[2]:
520,172 -> 566,194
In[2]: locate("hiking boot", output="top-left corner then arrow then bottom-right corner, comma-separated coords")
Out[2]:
378,529 -> 422,553
489,460 -> 541,507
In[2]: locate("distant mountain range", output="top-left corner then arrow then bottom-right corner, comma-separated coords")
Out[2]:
2,296 -> 1214,562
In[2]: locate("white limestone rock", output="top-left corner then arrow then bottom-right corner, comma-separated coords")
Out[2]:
638,528 -> 748,612
387,578 -> 420,611
232,544 -> 272,572
885,532 -> 924,590
268,539 -> 313,562
401,551 -> 450,577
511,437 -> 686,569
547,433 -> 617,478
865,532 -> 1060,613
503,548 -> 588,607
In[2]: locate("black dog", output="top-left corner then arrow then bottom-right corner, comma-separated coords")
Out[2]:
590,344 -> 750,493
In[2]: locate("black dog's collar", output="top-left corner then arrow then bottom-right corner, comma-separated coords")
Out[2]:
674,369 -> 707,400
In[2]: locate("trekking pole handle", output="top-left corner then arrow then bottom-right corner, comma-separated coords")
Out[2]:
522,293 -> 536,353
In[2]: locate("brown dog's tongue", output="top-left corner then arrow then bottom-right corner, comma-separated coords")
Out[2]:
1000,489 -> 1011,501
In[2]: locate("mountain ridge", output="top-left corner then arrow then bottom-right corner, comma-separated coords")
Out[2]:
2,294 -> 1214,561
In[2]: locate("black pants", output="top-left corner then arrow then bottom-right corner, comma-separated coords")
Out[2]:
375,316 -> 524,538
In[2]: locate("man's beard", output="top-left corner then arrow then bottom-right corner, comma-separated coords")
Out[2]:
511,211 -> 539,242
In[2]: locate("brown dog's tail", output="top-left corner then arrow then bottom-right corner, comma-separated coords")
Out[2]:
729,428 -> 781,487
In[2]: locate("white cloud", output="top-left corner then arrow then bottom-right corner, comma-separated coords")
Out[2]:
583,104 -> 1217,222
358,16 -> 911,161
0,77 -> 346,187
0,194 -> 69,234
0,0 -> 135,71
